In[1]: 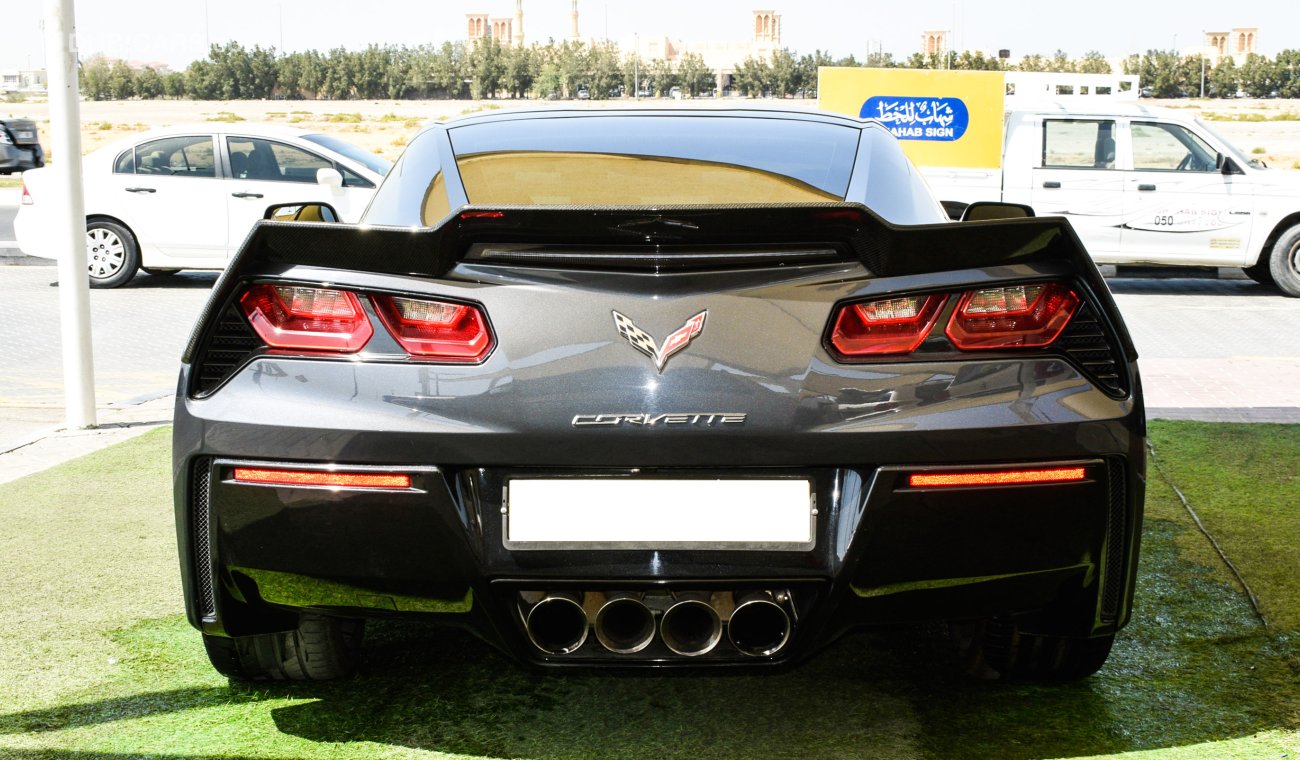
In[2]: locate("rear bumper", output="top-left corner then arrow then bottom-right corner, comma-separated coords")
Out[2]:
173,360 -> 1145,667
0,143 -> 42,173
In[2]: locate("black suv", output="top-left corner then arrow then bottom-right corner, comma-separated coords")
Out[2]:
0,119 -> 44,174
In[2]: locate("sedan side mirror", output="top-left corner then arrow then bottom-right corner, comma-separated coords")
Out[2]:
316,167 -> 344,189
961,201 -> 1036,222
264,202 -> 340,223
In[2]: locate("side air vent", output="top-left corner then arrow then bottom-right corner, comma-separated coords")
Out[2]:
192,457 -> 217,621
192,302 -> 264,397
1100,458 -> 1127,623
1058,301 -> 1127,397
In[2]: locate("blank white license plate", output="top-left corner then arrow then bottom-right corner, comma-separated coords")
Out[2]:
504,478 -> 814,550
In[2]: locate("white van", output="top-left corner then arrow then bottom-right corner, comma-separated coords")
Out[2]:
924,101 -> 1300,296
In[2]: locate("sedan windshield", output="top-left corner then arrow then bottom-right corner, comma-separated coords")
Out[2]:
302,133 -> 393,177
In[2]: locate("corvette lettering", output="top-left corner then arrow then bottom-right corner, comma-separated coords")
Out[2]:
572,413 -> 747,427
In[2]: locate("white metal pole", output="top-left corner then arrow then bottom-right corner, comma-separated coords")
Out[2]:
43,0 -> 97,429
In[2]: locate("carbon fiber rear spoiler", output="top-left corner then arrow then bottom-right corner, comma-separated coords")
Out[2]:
186,203 -> 1130,360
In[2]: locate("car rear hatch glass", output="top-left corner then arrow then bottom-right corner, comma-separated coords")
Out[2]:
446,115 -> 858,210
3,119 -> 40,145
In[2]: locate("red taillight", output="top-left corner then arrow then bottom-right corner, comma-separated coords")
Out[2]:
372,294 -> 494,362
239,284 -> 373,352
830,293 -> 947,357
233,467 -> 411,489
908,466 -> 1087,488
946,283 -> 1078,350
21,185 -> 32,205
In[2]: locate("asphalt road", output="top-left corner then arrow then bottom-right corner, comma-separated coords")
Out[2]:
0,189 -> 18,244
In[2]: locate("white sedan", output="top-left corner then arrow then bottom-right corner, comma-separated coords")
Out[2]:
15,123 -> 391,287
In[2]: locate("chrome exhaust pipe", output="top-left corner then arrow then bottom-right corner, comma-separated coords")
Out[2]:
595,593 -> 656,654
525,592 -> 589,654
660,591 -> 722,656
728,591 -> 792,657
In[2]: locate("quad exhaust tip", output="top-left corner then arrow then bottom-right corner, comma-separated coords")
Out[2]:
524,592 -> 589,655
660,592 -> 723,656
595,594 -> 656,654
522,588 -> 793,658
728,591 -> 793,657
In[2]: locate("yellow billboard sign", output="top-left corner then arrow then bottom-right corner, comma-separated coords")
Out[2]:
818,68 -> 1005,169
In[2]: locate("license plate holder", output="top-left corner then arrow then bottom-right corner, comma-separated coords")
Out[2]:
503,478 -> 816,551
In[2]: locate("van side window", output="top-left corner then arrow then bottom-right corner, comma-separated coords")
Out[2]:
1131,122 -> 1218,172
1043,120 -> 1116,169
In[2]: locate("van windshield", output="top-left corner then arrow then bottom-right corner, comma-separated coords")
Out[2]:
1194,119 -> 1260,169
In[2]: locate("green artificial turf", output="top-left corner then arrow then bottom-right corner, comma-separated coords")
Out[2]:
0,422 -> 1296,759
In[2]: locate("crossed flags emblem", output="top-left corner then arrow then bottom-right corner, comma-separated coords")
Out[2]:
612,310 -> 708,372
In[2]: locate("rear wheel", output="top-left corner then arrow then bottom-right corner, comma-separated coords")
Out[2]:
85,220 -> 139,289
1267,224 -> 1300,297
202,613 -> 363,681
951,618 -> 1115,681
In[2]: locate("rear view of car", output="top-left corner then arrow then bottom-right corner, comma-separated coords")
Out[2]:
0,118 -> 44,174
174,109 -> 1145,683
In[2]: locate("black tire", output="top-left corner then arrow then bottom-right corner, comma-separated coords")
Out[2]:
1267,223 -> 1300,297
201,613 -> 363,681
143,267 -> 180,276
85,219 -> 140,289
1242,261 -> 1276,288
951,618 -> 1115,681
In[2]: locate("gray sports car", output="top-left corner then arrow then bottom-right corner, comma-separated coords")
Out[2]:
173,108 -> 1145,682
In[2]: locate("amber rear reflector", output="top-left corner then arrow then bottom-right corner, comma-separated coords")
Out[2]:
232,468 -> 411,489
908,467 -> 1087,488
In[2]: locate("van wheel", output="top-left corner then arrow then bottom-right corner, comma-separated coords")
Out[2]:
1268,224 -> 1300,297
85,220 -> 140,289
951,618 -> 1116,681
201,614 -> 363,681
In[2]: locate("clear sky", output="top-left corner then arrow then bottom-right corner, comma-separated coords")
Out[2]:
3,0 -> 1296,71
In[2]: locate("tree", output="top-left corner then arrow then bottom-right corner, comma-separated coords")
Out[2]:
1238,52 -> 1277,97
622,53 -> 645,96
1077,51 -> 1112,74
1208,57 -> 1238,98
647,57 -> 677,97
108,60 -> 134,100
134,66 -> 163,99
677,52 -> 712,97
81,56 -> 113,100
533,61 -> 563,99
864,51 -> 896,68
1050,49 -> 1075,73
248,46 -> 278,99
1017,53 -> 1047,72
731,56 -> 770,97
162,72 -> 186,99
1276,49 -> 1300,98
502,45 -> 536,98
1126,50 -> 1189,98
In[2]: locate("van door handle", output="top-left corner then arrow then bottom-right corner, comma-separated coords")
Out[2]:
125,187 -> 156,193
231,192 -> 264,199
1042,181 -> 1061,189
1138,184 -> 1157,192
